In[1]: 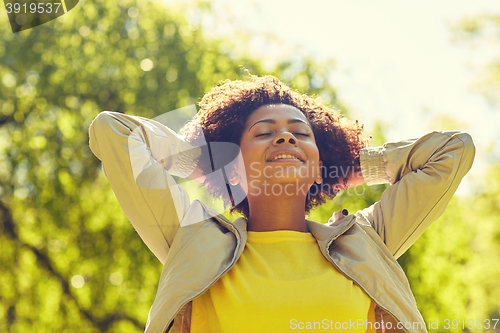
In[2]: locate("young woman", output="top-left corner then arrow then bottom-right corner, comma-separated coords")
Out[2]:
89,75 -> 475,333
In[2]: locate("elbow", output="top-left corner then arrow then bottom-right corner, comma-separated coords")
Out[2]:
88,111 -> 117,160
457,132 -> 476,172
89,111 -> 121,140
90,111 -> 115,133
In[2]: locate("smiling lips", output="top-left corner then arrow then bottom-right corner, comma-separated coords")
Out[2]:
268,154 -> 304,162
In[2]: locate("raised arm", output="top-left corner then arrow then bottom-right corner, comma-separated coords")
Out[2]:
88,111 -> 201,263
355,131 -> 475,259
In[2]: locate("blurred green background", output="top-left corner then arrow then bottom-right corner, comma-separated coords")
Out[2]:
1,0 -> 499,332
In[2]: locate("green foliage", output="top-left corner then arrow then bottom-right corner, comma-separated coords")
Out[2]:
0,0 -> 355,331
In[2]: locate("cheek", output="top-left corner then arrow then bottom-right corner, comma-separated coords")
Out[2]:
307,160 -> 321,178
308,148 -> 322,175
308,145 -> 321,162
239,152 -> 257,175
240,143 -> 266,168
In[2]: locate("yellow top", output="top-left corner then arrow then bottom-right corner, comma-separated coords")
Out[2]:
192,230 -> 376,332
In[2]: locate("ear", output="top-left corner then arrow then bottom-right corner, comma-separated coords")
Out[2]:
228,166 -> 241,186
315,160 -> 323,184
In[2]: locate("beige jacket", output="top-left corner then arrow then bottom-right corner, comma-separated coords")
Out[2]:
88,111 -> 475,333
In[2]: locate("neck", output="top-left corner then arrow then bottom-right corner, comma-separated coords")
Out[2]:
246,193 -> 309,232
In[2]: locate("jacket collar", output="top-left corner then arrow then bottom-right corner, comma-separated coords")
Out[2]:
306,215 -> 356,242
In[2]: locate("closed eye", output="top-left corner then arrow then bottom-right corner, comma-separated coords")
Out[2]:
255,132 -> 310,138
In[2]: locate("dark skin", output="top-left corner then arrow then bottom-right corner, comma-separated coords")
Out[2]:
188,104 -> 366,232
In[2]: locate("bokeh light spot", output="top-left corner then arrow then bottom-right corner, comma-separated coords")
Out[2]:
109,272 -> 123,286
71,275 -> 85,288
140,59 -> 154,71
128,7 -> 139,18
79,26 -> 90,37
2,73 -> 16,87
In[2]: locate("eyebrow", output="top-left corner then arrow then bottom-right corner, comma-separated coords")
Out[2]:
247,118 -> 311,132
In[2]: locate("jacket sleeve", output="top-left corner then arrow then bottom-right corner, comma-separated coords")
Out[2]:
356,131 -> 475,259
88,111 -> 202,263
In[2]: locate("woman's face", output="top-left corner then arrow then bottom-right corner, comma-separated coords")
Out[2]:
230,104 -> 323,198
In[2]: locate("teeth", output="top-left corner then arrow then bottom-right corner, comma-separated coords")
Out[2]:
271,154 -> 300,161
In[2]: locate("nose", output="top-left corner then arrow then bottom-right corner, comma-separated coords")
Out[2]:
273,132 -> 298,146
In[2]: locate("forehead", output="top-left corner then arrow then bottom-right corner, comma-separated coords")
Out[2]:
245,104 -> 309,127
